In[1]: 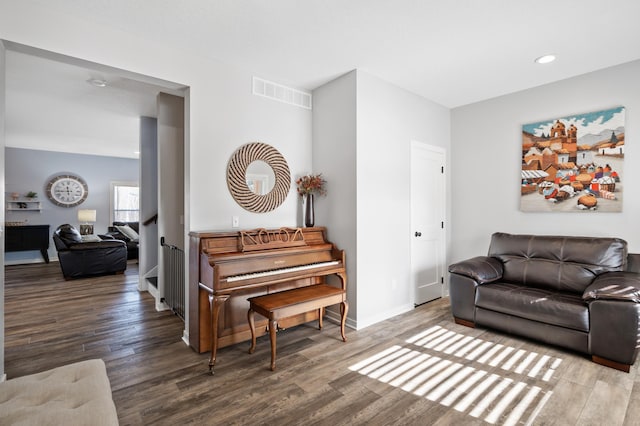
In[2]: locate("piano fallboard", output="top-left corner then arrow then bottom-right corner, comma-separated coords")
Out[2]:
201,245 -> 341,291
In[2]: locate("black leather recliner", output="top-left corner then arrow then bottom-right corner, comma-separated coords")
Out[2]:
53,224 -> 128,280
449,232 -> 640,372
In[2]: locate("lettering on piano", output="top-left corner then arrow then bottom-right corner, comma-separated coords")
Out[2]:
240,227 -> 307,252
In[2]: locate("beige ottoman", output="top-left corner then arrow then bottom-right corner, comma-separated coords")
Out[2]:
0,359 -> 118,425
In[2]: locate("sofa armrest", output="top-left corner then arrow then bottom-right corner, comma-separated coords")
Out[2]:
52,235 -> 69,252
627,253 -> 640,273
583,271 -> 640,303
448,256 -> 503,284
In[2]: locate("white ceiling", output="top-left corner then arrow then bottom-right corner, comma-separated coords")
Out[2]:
5,0 -> 640,158
5,50 -> 172,159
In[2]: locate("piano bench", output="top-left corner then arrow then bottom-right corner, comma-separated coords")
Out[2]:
247,284 -> 348,371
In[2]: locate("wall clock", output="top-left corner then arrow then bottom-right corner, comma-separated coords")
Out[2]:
46,173 -> 89,208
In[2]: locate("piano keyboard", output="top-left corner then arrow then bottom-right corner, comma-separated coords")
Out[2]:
226,260 -> 340,283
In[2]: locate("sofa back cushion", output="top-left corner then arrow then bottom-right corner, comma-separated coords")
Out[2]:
113,221 -> 139,233
488,232 -> 627,292
114,224 -> 139,242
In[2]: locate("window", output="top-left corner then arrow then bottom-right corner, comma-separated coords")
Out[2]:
111,182 -> 139,223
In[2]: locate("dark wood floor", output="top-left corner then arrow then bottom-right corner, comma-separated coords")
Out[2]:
5,262 -> 640,425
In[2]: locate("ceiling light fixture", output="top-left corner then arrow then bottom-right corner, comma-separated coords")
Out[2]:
87,78 -> 108,87
534,54 -> 556,64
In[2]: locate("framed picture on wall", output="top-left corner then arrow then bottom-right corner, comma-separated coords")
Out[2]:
520,106 -> 625,212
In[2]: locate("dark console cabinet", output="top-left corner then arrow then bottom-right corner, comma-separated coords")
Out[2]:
5,225 -> 50,263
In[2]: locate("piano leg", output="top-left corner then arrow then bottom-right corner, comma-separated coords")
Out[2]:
318,307 -> 324,330
269,319 -> 277,371
340,301 -> 349,342
208,294 -> 230,374
248,308 -> 257,354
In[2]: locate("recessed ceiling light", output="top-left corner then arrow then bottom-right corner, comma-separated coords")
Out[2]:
87,78 -> 108,87
534,54 -> 556,64
133,151 -> 140,155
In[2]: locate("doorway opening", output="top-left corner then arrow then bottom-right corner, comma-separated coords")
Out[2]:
2,40 -> 190,332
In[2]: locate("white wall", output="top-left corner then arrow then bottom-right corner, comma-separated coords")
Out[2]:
157,93 -> 184,249
313,70 -> 451,329
450,60 -> 640,262
312,70 -> 358,325
188,63 -> 312,232
356,71 -> 450,328
139,116 -> 158,282
156,93 -> 185,312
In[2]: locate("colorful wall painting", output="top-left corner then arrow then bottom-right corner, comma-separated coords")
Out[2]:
520,106 -> 625,212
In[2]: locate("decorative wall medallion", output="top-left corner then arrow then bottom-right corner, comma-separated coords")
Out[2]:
46,173 -> 89,208
227,142 -> 291,213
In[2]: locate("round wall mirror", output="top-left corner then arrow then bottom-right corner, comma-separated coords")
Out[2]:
246,160 -> 276,195
227,142 -> 291,213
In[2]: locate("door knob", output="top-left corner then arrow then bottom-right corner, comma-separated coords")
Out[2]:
415,231 -> 422,237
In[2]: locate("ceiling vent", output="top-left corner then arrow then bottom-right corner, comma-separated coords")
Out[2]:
252,77 -> 312,110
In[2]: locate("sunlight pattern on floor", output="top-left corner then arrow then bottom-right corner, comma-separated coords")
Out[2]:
349,326 -> 561,425
406,326 -> 562,382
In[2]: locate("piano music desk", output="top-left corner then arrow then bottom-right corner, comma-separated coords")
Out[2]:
248,284 -> 348,371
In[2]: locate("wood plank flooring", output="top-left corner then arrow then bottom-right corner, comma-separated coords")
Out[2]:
4,261 -> 639,425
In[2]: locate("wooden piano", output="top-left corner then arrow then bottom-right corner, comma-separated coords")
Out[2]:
188,226 -> 346,371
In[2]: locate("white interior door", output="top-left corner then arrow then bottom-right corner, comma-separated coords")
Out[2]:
411,141 -> 446,306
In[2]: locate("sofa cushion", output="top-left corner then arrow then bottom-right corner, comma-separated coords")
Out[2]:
0,359 -> 118,425
476,282 -> 590,332
488,232 -> 627,292
115,224 -> 139,242
113,221 -> 139,233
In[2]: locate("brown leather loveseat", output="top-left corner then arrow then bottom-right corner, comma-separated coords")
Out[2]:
448,232 -> 640,372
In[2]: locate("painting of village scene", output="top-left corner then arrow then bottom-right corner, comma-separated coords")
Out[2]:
521,106 -> 625,212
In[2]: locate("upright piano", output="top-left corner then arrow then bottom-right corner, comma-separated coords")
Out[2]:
188,226 -> 347,369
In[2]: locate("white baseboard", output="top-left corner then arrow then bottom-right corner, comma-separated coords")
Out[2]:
4,256 -> 58,266
324,302 -> 414,331
353,303 -> 415,330
324,308 -> 357,330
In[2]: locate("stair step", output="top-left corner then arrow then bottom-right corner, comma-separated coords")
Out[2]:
147,276 -> 158,288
